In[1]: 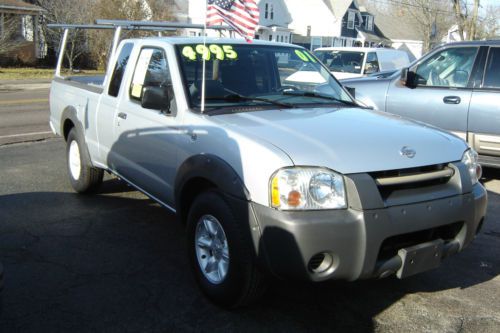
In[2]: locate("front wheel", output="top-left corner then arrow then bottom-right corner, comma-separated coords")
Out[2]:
187,190 -> 266,308
66,128 -> 103,193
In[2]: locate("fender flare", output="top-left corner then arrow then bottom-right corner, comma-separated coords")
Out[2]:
60,106 -> 95,167
174,154 -> 250,220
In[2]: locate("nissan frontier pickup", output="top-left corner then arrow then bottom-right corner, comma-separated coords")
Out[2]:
49,23 -> 487,308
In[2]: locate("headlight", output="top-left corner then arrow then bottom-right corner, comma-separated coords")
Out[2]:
270,167 -> 346,210
462,149 -> 482,185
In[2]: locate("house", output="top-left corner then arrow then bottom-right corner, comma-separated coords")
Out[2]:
254,0 -> 292,43
356,0 -> 424,60
0,0 -> 44,64
285,0 -> 389,50
185,0 -> 292,41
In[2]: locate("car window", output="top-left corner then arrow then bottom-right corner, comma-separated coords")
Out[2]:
177,44 -> 352,111
365,52 -> 379,74
129,47 -> 176,113
314,50 -> 364,74
415,47 -> 478,88
483,47 -> 500,89
108,43 -> 134,97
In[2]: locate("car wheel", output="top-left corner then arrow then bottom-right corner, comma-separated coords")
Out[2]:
66,128 -> 103,193
187,190 -> 266,308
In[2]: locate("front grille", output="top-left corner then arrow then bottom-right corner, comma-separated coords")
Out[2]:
378,221 -> 464,260
370,164 -> 454,200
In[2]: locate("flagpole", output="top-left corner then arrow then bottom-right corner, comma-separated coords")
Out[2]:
201,0 -> 208,114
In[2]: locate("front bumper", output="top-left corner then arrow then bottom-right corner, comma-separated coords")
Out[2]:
249,166 -> 487,282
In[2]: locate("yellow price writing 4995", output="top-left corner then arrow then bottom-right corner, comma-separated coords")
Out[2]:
182,45 -> 238,61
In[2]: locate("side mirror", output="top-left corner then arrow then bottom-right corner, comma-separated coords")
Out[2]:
345,86 -> 355,98
400,67 -> 417,88
141,86 -> 170,113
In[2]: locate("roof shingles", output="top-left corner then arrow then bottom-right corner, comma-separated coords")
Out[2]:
0,0 -> 44,12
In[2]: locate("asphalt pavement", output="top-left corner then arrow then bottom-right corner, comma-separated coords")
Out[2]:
0,82 -> 499,332
0,139 -> 499,332
0,79 -> 54,146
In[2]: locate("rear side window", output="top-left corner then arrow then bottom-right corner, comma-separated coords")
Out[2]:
483,47 -> 500,89
365,52 -> 379,74
108,43 -> 134,97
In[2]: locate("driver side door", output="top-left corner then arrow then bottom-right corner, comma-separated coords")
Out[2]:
386,46 -> 479,140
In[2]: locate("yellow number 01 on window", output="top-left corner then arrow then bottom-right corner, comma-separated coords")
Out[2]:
182,45 -> 238,61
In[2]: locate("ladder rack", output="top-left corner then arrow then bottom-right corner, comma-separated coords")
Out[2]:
48,20 -> 233,78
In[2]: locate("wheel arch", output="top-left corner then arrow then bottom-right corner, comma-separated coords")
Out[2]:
60,106 -> 95,168
60,106 -> 80,141
174,154 -> 250,223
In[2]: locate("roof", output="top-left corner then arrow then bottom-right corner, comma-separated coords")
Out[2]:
322,0 -> 356,20
0,0 -> 44,13
315,46 -> 403,52
443,40 -> 500,47
356,0 -> 422,41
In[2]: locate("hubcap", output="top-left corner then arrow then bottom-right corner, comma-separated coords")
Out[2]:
68,140 -> 81,180
195,214 -> 230,284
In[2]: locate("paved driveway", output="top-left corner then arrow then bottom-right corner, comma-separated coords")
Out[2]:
0,139 -> 499,332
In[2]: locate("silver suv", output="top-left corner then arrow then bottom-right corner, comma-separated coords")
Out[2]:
342,40 -> 500,168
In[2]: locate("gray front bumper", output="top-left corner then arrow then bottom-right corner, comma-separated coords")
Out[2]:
250,181 -> 487,282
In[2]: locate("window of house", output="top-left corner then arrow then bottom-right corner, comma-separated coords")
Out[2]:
347,11 -> 355,29
108,43 -> 134,97
483,47 -> 500,89
269,35 -> 273,41
366,16 -> 374,31
270,4 -> 274,20
265,3 -> 268,19
415,47 -> 478,88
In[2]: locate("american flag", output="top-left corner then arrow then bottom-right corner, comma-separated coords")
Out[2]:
206,0 -> 260,41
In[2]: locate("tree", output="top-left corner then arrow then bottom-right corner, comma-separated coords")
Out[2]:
87,0 -> 173,69
36,0 -> 94,71
451,0 -> 480,40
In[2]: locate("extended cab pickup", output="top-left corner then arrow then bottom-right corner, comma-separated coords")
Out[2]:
50,32 -> 487,307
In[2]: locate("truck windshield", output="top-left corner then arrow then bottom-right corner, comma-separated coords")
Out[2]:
314,50 -> 365,74
176,43 -> 353,112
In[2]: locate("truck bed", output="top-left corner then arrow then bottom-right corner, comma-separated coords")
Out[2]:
66,75 -> 105,86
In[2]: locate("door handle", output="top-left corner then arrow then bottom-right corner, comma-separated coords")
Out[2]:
117,112 -> 127,120
443,96 -> 461,104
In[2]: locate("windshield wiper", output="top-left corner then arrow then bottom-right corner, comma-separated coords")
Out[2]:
205,93 -> 295,109
282,90 -> 359,107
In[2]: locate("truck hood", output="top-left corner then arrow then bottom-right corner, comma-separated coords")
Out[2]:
211,107 -> 467,174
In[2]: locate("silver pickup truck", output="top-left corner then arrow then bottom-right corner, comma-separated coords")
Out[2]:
49,25 -> 487,307
342,40 -> 500,168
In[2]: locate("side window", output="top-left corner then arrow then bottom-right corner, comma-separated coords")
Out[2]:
365,52 -> 379,74
483,48 -> 500,89
415,47 -> 478,88
108,43 -> 134,97
130,48 -> 176,113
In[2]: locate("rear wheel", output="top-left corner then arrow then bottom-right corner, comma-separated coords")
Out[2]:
66,128 -> 103,193
187,190 -> 266,308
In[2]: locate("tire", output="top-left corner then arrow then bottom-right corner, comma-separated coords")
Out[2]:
66,128 -> 103,193
187,190 -> 266,308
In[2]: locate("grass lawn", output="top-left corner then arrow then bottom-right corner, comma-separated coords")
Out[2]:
0,67 -> 105,80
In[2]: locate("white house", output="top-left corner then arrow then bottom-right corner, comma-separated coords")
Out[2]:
185,0 -> 292,41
